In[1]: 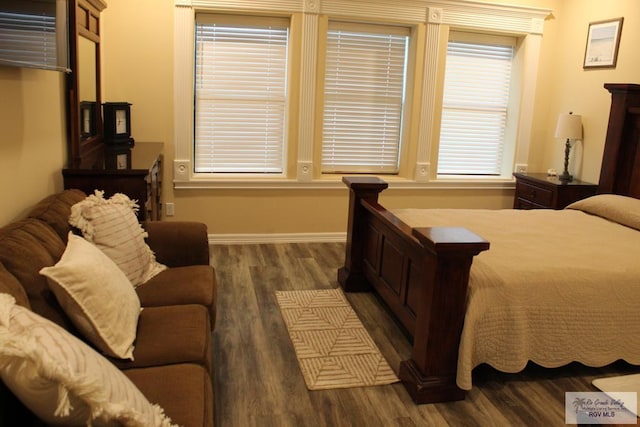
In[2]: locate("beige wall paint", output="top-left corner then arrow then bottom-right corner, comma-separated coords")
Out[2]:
540,0 -> 640,183
0,67 -> 66,225
2,0 -> 638,235
100,0 -> 558,234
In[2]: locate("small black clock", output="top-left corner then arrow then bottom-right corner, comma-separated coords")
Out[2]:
104,144 -> 132,170
103,102 -> 134,145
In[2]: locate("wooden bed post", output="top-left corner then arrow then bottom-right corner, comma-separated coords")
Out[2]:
338,176 -> 388,292
338,177 -> 489,404
399,227 -> 489,404
599,84 -> 640,197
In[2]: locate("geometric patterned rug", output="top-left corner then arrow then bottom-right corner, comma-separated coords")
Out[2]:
275,288 -> 399,390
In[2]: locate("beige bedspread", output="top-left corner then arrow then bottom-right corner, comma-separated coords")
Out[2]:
393,198 -> 640,390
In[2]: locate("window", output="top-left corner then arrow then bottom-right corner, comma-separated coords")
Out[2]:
194,15 -> 289,173
175,1 -> 547,188
0,0 -> 69,72
321,22 -> 409,174
437,32 -> 515,176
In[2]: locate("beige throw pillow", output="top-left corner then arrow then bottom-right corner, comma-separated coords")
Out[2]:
0,293 -> 176,427
40,233 -> 140,360
69,191 -> 166,287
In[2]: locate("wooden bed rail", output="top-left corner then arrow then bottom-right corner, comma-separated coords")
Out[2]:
338,176 -> 489,404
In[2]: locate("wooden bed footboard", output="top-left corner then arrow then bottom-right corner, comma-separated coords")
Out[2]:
338,176 -> 489,404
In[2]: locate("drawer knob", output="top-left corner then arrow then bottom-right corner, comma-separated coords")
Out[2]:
530,190 -> 537,199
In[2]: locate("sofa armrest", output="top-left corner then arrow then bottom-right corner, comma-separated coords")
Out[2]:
144,221 -> 210,267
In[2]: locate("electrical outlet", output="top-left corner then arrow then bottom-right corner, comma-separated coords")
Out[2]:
165,202 -> 175,216
515,164 -> 527,173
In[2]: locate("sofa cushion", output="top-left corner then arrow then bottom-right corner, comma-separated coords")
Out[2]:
26,189 -> 87,242
0,219 -> 70,329
0,263 -> 30,309
110,304 -> 212,373
69,191 -> 166,287
0,294 -> 177,427
136,265 -> 217,328
124,364 -> 214,427
40,233 -> 141,360
144,221 -> 210,267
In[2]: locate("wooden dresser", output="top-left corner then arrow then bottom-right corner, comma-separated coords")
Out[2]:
513,172 -> 597,210
63,142 -> 163,221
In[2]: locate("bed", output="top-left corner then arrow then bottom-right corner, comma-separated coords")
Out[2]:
337,83 -> 640,404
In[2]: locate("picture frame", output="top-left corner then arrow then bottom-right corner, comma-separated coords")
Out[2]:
583,17 -> 623,69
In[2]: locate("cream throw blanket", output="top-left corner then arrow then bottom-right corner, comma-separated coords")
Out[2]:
393,195 -> 640,390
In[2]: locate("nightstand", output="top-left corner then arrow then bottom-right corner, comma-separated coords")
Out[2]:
513,172 -> 597,210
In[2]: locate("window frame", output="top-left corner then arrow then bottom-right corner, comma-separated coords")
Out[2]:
436,31 -> 520,179
319,21 -> 411,175
193,14 -> 291,176
173,0 -> 550,190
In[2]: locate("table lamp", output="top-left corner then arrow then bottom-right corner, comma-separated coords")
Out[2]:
554,112 -> 583,182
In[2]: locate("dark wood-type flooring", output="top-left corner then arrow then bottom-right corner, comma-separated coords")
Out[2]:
210,242 -> 638,427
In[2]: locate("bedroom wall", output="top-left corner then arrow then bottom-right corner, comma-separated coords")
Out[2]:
100,0 -> 564,237
538,0 -> 640,184
3,0 -> 636,236
0,67 -> 67,225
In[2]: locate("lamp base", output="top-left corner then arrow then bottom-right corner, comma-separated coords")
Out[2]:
559,171 -> 573,182
560,138 -> 573,182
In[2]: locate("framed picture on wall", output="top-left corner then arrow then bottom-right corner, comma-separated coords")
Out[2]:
583,17 -> 623,69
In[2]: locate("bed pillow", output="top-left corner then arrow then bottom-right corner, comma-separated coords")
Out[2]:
0,293 -> 176,427
566,194 -> 640,231
40,233 -> 140,360
69,191 -> 166,287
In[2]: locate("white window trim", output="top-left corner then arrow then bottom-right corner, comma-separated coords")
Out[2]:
416,3 -> 547,183
173,0 -> 551,189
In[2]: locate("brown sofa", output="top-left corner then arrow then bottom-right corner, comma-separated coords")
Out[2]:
0,189 -> 216,427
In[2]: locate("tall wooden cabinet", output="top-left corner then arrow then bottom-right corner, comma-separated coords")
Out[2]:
63,142 -> 163,221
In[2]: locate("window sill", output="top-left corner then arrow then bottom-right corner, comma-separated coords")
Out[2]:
173,176 -> 516,190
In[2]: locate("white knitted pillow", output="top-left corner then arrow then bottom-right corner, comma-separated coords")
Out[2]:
69,191 -> 166,287
40,233 -> 140,360
0,293 -> 176,427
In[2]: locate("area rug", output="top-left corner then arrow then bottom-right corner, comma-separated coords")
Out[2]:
593,374 -> 640,416
275,288 -> 399,390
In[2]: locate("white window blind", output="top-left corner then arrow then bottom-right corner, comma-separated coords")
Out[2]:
194,16 -> 289,173
0,0 -> 69,72
322,23 -> 409,173
438,34 -> 514,176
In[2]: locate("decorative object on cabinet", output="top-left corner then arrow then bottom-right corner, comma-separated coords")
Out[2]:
103,102 -> 134,145
583,17 -> 623,69
513,172 -> 597,210
79,101 -> 97,138
105,144 -> 132,170
67,0 -> 107,169
554,112 -> 583,182
62,142 -> 163,221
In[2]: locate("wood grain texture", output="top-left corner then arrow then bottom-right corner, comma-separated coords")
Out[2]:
211,242 -> 637,427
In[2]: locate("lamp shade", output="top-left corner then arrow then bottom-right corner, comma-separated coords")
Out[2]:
554,112 -> 583,140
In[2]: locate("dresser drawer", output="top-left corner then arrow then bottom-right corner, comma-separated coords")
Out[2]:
515,180 -> 553,207
513,173 -> 598,210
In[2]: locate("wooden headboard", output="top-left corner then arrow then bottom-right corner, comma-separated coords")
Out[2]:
598,83 -> 640,198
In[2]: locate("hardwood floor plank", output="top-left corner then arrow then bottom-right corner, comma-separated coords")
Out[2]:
211,243 -> 639,427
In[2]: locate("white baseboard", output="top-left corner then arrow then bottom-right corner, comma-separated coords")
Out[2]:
208,232 -> 347,245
